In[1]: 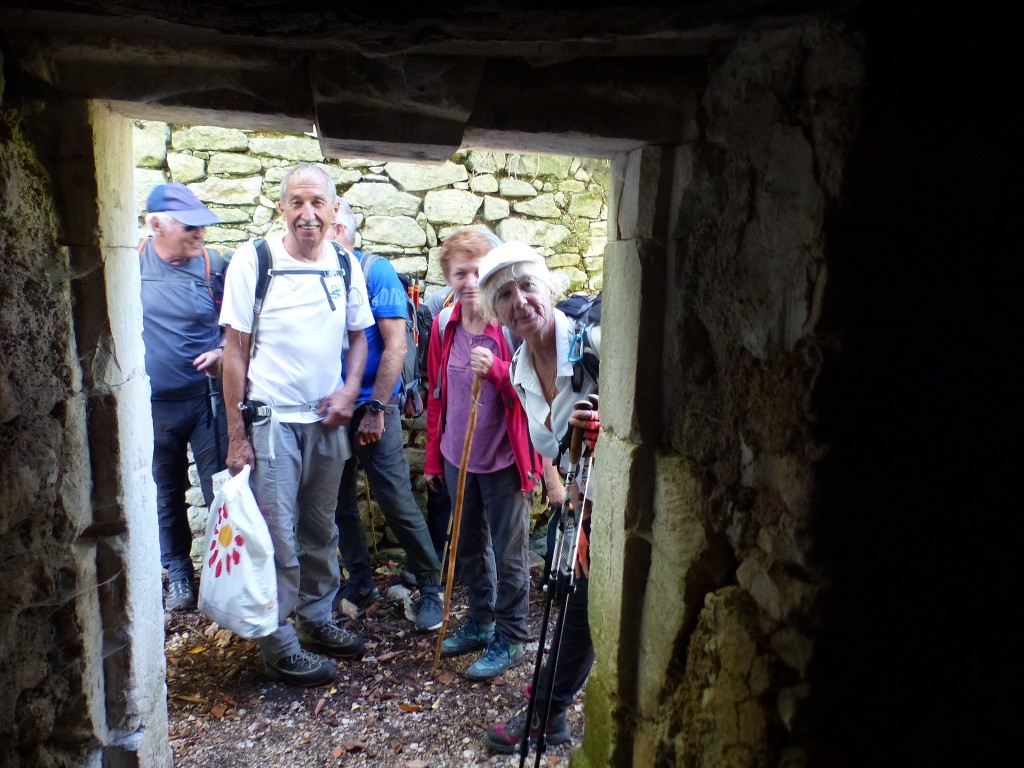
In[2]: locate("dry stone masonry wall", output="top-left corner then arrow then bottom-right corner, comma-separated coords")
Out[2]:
132,122 -> 609,296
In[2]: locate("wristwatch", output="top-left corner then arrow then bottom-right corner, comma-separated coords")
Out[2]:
366,399 -> 387,413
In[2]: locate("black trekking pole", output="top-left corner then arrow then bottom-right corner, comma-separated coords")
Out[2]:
518,414 -> 586,768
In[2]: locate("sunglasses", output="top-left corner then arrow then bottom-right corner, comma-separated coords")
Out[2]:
183,224 -> 203,232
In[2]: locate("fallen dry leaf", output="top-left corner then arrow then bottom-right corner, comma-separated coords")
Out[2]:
397,701 -> 422,713
405,760 -> 429,768
208,703 -> 227,719
313,698 -> 326,717
377,650 -> 402,662
334,739 -> 367,754
185,645 -> 207,655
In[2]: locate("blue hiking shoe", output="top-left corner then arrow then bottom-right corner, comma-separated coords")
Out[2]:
441,617 -> 495,658
414,586 -> 444,632
466,633 -> 525,681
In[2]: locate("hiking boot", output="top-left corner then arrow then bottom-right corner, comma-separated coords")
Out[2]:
414,586 -> 444,632
296,619 -> 365,659
165,578 -> 196,612
484,705 -> 570,754
262,649 -> 336,687
466,633 -> 526,681
441,617 -> 495,658
332,583 -> 381,616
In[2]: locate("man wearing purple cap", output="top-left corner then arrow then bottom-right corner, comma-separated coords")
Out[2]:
141,182 -> 228,612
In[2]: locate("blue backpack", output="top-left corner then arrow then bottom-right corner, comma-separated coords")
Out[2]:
359,253 -> 424,418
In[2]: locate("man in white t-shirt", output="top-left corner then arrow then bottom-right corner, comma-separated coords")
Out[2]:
220,164 -> 375,687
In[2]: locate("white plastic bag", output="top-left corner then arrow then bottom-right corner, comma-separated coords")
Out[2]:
198,465 -> 278,638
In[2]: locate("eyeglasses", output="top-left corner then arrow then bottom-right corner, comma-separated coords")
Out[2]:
183,224 -> 202,232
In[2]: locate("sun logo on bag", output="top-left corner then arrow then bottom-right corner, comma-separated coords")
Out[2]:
207,501 -> 245,577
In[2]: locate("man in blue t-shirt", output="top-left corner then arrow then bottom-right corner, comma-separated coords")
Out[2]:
140,183 -> 228,612
331,201 -> 444,632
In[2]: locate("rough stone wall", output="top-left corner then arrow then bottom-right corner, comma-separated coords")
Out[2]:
578,20 -> 864,768
0,100 -> 100,768
0,94 -> 171,767
132,122 -> 609,296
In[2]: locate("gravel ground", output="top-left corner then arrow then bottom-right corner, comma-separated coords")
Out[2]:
165,565 -> 584,768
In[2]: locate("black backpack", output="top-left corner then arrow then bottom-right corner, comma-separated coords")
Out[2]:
360,253 -> 425,418
249,237 -> 352,357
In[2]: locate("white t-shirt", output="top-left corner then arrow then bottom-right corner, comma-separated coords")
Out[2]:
220,233 -> 374,422
511,309 -> 599,499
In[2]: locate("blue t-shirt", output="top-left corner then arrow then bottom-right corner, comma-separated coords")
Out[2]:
342,252 -> 407,403
139,239 -> 224,400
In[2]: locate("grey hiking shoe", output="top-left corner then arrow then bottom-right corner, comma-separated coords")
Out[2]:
165,578 -> 196,612
467,633 -> 526,681
414,586 -> 444,632
262,649 -> 336,687
296,619 -> 365,658
441,617 -> 495,658
484,705 -> 570,754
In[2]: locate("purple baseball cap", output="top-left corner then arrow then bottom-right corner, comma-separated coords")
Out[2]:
146,183 -> 221,227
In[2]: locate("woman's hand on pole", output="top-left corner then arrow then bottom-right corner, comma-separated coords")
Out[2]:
469,346 -> 494,377
569,395 -> 600,455
424,472 -> 445,492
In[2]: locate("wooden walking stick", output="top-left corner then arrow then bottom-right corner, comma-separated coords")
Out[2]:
432,374 -> 482,673
364,468 -> 377,556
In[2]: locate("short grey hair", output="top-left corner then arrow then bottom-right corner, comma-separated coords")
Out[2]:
478,260 -> 564,323
336,199 -> 357,235
279,163 -> 337,205
144,211 -> 177,231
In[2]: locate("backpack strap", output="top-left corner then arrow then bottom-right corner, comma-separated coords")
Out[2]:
432,305 -> 456,400
249,238 -> 274,358
138,236 -> 216,302
249,238 -> 352,358
330,241 -> 353,296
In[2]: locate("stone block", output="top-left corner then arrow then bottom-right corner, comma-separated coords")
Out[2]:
189,176 -> 263,206
512,193 -> 562,219
617,145 -> 674,241
552,266 -> 587,292
207,152 -> 262,176
249,135 -> 323,162
362,215 -> 427,247
482,196 -> 510,221
423,189 -> 482,225
132,121 -> 169,169
172,126 -> 248,152
498,178 -> 537,198
166,152 -> 205,184
497,218 -> 571,251
506,153 -> 573,179
569,191 -> 605,219
469,173 -> 498,194
465,151 -> 506,173
343,182 -> 422,216
546,253 -> 582,268
385,161 -> 468,192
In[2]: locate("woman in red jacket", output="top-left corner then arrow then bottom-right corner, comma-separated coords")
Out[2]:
424,227 -> 542,681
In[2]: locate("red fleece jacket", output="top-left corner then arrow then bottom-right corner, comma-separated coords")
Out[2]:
424,302 -> 542,493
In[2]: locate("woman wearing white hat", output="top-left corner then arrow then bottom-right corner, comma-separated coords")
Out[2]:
475,241 -> 601,755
